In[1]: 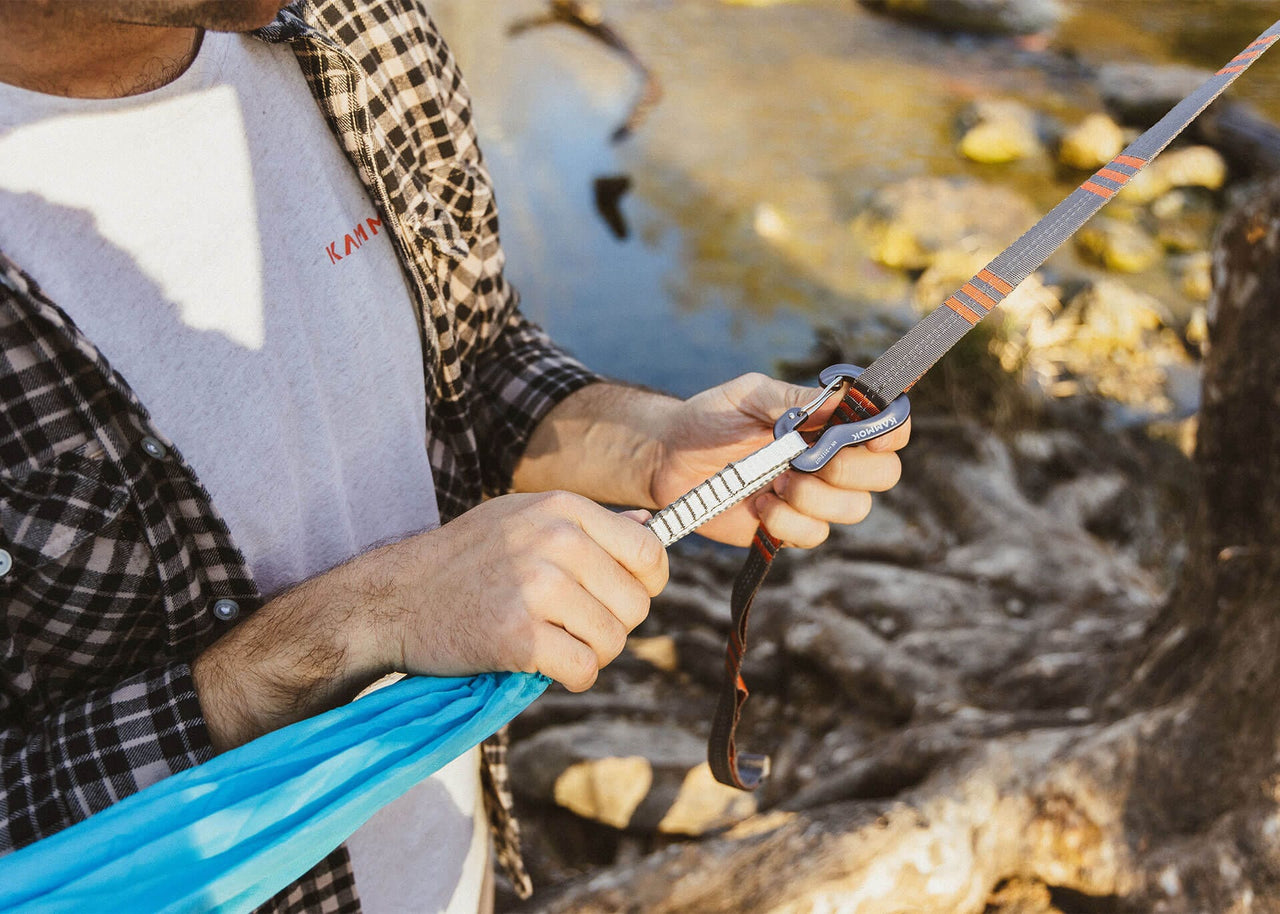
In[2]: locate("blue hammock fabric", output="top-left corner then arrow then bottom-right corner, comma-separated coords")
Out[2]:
0,671 -> 548,914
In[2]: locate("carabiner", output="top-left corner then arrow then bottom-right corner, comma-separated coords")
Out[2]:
771,374 -> 846,438
774,364 -> 911,473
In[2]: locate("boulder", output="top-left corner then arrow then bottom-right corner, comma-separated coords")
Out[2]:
1096,63 -> 1211,128
509,721 -> 758,835
1058,113 -> 1126,171
855,176 -> 1037,271
1074,217 -> 1161,273
958,99 -> 1042,164
1154,146 -> 1227,192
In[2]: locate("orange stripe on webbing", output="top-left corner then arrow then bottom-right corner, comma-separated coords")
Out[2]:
1247,36 -> 1278,51
962,282 -> 996,309
944,296 -> 980,324
1083,180 -> 1117,199
1219,65 -> 1247,75
752,530 -> 779,556
1115,155 -> 1147,169
844,386 -> 880,416
1233,49 -> 1265,63
1097,167 -> 1129,184
979,269 -> 1013,294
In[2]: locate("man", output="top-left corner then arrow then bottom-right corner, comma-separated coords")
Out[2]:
0,1 -> 909,911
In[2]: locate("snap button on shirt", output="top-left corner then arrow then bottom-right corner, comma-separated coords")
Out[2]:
211,598 -> 240,622
0,548 -> 11,578
141,436 -> 168,460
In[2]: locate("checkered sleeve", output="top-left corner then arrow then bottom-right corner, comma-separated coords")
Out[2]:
471,304 -> 604,498
0,663 -> 213,853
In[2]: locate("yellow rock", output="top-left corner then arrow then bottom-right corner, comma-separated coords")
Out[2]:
875,223 -> 934,271
960,120 -> 1040,164
1117,167 -> 1172,205
657,763 -> 759,836
627,635 -> 679,673
553,757 -> 653,829
1076,218 -> 1161,273
1058,113 -> 1125,171
1156,146 -> 1227,191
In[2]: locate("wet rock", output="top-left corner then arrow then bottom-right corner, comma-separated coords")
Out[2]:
509,720 -> 757,834
860,0 -> 1065,36
1058,113 -> 1126,171
1156,146 -> 1228,192
959,99 -> 1042,164
1097,63 -> 1211,128
1115,166 -> 1173,205
1010,279 -> 1194,414
1075,217 -> 1161,273
856,176 -> 1038,271
1061,278 -> 1166,348
1118,147 -> 1226,204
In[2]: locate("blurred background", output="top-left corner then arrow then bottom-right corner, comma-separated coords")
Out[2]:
415,5 -> 1280,909
426,0 -> 1279,402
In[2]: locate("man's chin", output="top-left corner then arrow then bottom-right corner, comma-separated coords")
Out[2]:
109,0 -> 292,32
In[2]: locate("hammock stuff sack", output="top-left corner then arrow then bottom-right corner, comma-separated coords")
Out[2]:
0,671 -> 549,914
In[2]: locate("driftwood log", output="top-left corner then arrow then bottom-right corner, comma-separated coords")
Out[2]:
505,181 -> 1280,913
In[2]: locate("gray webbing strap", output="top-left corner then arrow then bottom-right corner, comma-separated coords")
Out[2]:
854,21 -> 1280,409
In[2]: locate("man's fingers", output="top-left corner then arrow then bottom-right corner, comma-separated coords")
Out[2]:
571,548 -> 652,631
773,473 -> 873,525
809,448 -> 902,492
529,623 -> 600,692
866,416 -> 911,452
553,493 -> 669,596
754,492 -> 830,549
535,574 -> 634,665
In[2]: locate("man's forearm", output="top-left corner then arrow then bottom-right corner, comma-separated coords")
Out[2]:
510,382 -> 680,508
191,551 -> 395,753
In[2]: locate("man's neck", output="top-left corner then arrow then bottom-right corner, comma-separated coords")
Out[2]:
0,9 -> 201,99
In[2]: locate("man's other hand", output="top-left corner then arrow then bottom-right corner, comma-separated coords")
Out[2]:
193,492 -> 666,751
369,492 -> 667,693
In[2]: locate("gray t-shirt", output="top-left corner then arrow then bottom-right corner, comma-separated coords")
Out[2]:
0,29 -> 486,914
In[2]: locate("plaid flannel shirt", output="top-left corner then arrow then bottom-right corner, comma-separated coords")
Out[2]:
0,1 -> 603,909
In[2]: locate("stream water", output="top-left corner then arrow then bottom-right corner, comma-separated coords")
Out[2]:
428,0 -> 1280,397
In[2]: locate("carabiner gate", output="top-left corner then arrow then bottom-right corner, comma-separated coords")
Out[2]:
773,364 -> 911,473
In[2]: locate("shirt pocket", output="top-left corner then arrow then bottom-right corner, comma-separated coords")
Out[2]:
1,443 -> 167,707
0,442 -> 129,572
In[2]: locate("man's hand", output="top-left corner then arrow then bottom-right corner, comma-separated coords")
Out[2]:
193,492 -> 666,752
649,373 -> 911,548
372,493 -> 666,691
